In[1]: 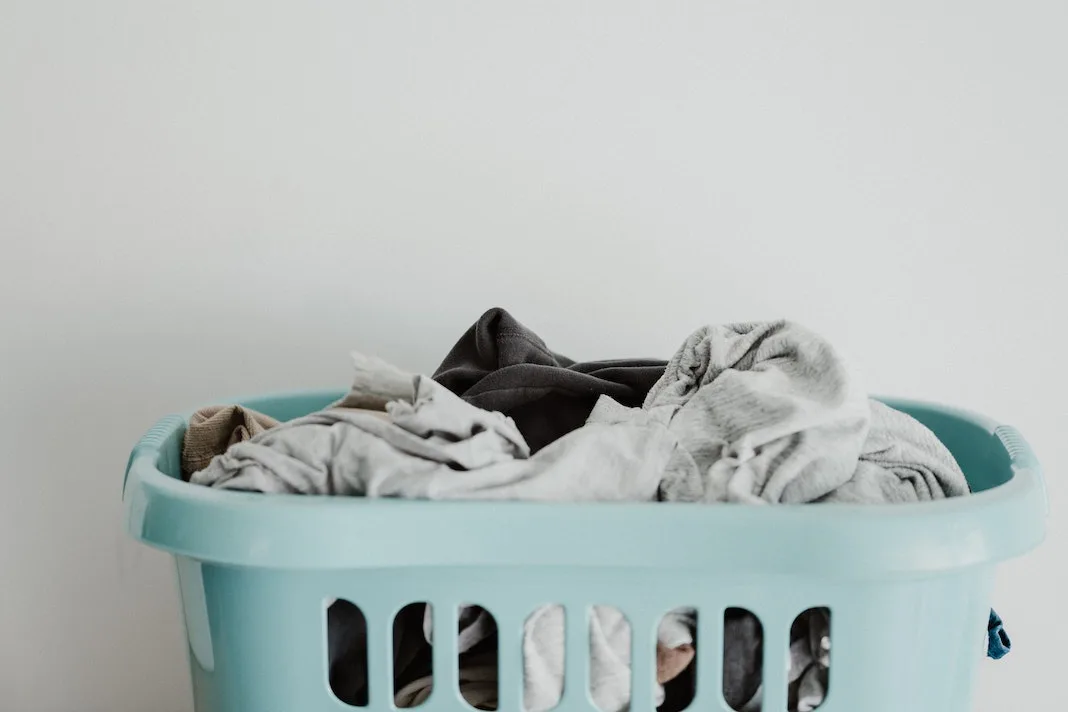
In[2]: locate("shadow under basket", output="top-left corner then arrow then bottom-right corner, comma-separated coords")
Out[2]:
123,392 -> 1047,712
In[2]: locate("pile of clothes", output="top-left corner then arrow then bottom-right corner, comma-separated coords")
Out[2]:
182,308 -> 1010,712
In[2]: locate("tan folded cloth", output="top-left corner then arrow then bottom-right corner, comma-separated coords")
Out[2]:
181,405 -> 281,479
183,404 -> 392,480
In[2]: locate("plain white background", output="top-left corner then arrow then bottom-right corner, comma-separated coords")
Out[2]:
1,1 -> 1064,710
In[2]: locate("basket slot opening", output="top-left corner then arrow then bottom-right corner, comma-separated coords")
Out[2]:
724,608 -> 763,711
455,605 -> 499,710
657,609 -> 697,712
327,599 -> 369,708
589,606 -> 632,712
786,607 -> 831,712
522,605 -> 567,711
393,602 -> 435,708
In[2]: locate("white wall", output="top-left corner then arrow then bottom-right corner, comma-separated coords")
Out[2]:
1,1 -> 1064,710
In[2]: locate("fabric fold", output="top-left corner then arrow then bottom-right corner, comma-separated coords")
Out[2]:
433,307 -> 667,452
191,359 -> 677,503
181,405 -> 280,479
646,320 -> 872,504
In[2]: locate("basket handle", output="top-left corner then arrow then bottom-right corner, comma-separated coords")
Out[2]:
123,414 -> 185,497
993,424 -> 1040,473
993,423 -> 1048,516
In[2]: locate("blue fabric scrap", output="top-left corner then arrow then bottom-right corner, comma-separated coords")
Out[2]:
987,609 -> 1011,660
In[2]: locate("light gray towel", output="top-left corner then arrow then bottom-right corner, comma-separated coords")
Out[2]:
645,321 -> 968,506
823,399 -> 969,503
645,321 -> 872,504
642,321 -> 969,711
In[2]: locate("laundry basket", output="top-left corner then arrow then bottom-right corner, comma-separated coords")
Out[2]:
123,391 -> 1047,712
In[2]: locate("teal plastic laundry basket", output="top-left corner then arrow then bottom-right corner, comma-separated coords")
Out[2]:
123,392 -> 1047,712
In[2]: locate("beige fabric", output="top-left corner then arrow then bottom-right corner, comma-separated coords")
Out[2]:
657,642 -> 696,684
181,406 -> 280,479
182,404 -> 390,479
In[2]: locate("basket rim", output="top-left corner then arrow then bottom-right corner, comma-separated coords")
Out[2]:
122,390 -> 1048,574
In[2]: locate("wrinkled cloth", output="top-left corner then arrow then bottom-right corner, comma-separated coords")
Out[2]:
192,355 -> 678,502
645,321 -> 970,505
824,399 -> 970,502
433,307 -> 667,452
181,405 -> 280,479
645,321 -> 872,504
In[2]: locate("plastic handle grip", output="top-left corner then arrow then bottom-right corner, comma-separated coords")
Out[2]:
993,424 -> 1039,472
993,423 -> 1048,515
123,414 -> 185,497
